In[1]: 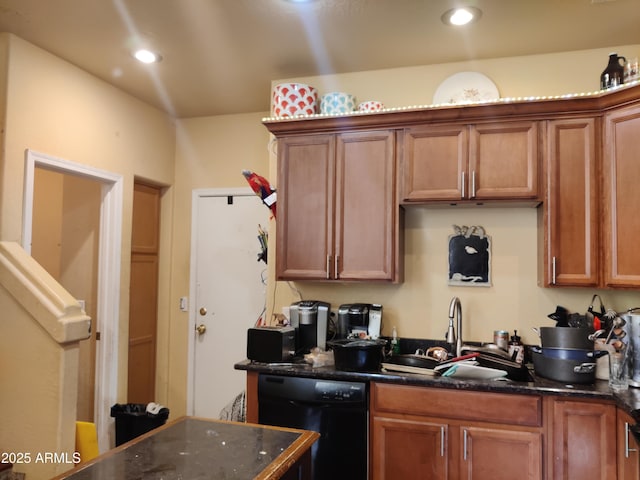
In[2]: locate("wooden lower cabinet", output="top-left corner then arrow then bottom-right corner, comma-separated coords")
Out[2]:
372,416 -> 448,479
370,383 -> 543,480
460,426 -> 542,479
546,397 -> 617,479
617,409 -> 640,480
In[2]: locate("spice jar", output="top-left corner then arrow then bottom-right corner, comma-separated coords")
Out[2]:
494,330 -> 509,351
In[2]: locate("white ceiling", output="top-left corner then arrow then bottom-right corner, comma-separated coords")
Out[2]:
0,0 -> 639,118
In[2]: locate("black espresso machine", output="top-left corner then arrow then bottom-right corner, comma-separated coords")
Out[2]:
336,303 -> 383,339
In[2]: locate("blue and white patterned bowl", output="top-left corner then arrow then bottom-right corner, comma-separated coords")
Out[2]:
320,92 -> 357,115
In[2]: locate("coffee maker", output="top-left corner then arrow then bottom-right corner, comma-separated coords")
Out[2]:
337,303 -> 383,339
289,300 -> 331,353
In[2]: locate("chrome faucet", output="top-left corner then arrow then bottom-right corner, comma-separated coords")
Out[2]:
446,296 -> 463,357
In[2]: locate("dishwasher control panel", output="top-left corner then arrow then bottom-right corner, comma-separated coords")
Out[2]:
259,374 -> 367,404
315,381 -> 366,402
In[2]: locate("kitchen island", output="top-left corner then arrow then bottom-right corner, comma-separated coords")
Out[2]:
52,416 -> 319,480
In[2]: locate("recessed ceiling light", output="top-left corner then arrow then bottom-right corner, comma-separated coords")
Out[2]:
441,7 -> 482,26
133,49 -> 162,64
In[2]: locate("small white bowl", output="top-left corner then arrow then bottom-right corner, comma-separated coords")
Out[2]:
357,100 -> 385,112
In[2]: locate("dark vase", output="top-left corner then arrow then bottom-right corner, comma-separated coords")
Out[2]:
601,53 -> 627,90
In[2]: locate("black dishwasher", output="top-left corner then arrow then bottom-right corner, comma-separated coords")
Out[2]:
258,374 -> 368,480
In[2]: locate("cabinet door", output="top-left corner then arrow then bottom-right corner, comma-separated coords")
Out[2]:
402,124 -> 468,201
603,104 -> 640,288
336,131 -> 397,281
548,398 -> 617,480
461,426 -> 542,480
617,409 -> 640,480
542,118 -> 599,287
276,135 -> 335,280
469,121 -> 539,200
371,416 -> 448,480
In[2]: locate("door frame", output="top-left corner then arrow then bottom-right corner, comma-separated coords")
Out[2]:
186,187 -> 256,415
22,149 -> 123,452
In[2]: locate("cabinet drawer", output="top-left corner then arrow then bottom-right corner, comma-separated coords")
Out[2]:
372,383 -> 541,427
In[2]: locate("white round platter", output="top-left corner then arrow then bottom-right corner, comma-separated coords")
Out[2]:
433,71 -> 500,105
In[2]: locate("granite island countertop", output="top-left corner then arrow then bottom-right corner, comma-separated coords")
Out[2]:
53,417 -> 319,480
235,359 -> 640,423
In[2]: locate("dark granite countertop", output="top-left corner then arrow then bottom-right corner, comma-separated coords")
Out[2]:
235,359 -> 640,422
53,417 -> 319,480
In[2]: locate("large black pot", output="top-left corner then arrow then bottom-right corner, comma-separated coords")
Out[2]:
531,346 -> 607,362
328,339 -> 387,372
538,327 -> 594,350
532,350 -> 596,384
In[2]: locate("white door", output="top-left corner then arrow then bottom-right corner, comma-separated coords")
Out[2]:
189,189 -> 267,418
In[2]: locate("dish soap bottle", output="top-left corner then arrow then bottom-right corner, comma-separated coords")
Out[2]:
391,326 -> 400,355
508,330 -> 525,364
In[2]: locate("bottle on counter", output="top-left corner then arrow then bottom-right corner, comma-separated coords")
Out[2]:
391,326 -> 400,355
601,52 -> 627,90
509,330 -> 525,364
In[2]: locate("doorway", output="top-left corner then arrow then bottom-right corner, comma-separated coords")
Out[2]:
187,188 -> 268,418
31,167 -> 101,420
23,149 -> 123,452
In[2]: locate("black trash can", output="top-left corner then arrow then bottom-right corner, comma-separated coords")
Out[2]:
110,403 -> 169,446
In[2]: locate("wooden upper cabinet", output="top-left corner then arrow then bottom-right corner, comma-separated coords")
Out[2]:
402,124 -> 467,201
276,134 -> 335,280
541,118 -> 599,287
402,121 -> 539,203
470,121 -> 539,200
603,103 -> 640,288
335,131 -> 398,281
275,130 -> 401,282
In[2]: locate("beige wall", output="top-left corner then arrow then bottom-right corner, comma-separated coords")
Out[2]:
0,31 -> 176,464
268,45 -> 640,116
169,114 -> 270,412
